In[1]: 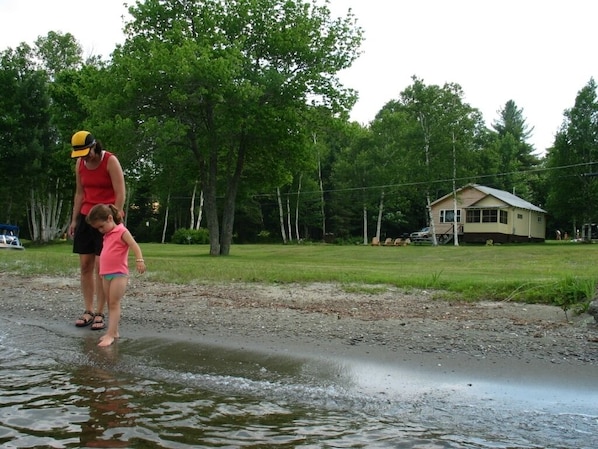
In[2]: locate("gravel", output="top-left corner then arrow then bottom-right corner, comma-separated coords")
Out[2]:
2,273 -> 598,369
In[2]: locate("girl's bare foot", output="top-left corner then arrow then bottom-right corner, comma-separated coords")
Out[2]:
98,334 -> 118,347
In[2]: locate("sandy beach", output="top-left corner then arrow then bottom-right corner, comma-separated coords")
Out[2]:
2,272 -> 598,386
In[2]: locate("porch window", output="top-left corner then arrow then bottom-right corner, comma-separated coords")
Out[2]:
466,208 -> 507,223
482,209 -> 497,223
440,209 -> 461,223
466,210 -> 480,223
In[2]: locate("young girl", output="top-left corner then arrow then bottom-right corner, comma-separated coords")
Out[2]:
86,204 -> 146,347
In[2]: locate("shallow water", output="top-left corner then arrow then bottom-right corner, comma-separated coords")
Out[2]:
1,317 -> 597,448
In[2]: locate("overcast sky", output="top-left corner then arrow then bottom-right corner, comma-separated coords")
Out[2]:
2,0 -> 597,154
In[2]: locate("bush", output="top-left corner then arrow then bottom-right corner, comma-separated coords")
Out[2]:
171,228 -> 210,244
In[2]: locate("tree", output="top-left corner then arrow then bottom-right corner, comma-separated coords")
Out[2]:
34,31 -> 83,79
0,41 -> 74,242
545,78 -> 598,234
371,77 -> 486,243
330,122 -> 380,243
489,100 -> 540,197
95,0 -> 362,255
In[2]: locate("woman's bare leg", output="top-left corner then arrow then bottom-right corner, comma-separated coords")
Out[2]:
75,254 -> 95,326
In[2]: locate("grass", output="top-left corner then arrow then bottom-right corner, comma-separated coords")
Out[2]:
1,240 -> 597,307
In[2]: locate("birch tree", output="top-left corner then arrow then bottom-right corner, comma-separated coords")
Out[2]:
276,187 -> 287,244
398,77 -> 485,244
0,37 -> 76,242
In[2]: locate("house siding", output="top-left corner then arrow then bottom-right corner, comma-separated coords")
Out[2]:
432,189 -> 484,237
430,185 -> 546,244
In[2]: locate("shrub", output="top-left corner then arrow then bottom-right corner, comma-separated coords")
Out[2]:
171,228 -> 210,244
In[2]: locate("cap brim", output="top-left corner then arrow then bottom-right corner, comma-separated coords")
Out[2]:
71,147 -> 91,158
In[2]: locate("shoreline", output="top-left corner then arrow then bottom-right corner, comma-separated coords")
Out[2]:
1,273 -> 598,391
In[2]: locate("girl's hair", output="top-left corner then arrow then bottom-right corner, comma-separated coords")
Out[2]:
86,204 -> 122,225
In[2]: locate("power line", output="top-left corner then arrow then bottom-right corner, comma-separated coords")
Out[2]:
251,160 -> 597,198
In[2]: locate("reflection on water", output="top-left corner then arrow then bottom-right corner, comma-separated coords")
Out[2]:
1,317 -> 597,448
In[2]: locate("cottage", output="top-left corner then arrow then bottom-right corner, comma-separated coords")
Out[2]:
430,184 -> 546,244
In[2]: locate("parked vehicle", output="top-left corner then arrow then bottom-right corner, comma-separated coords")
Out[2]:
410,226 -> 430,239
0,224 -> 25,250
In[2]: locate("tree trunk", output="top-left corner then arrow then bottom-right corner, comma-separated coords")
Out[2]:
363,205 -> 368,245
124,183 -> 132,227
29,188 -> 68,243
419,112 -> 438,246
195,189 -> 203,229
219,137 -> 247,255
286,194 -> 293,243
452,130 -> 459,246
295,174 -> 302,242
161,192 -> 170,244
190,182 -> 197,229
29,190 -> 39,241
426,193 -> 438,246
376,190 -> 384,240
452,187 -> 460,246
197,134 -> 220,256
314,133 -> 326,241
277,187 -> 287,243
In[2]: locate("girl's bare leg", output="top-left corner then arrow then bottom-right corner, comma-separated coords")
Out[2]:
98,276 -> 127,347
94,255 -> 106,315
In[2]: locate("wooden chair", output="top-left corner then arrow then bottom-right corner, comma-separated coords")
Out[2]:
393,238 -> 403,246
371,237 -> 380,246
384,238 -> 393,246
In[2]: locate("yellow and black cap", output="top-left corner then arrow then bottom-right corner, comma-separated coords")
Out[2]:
71,131 -> 96,158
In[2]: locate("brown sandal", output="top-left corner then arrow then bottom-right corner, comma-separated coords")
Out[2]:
75,310 -> 94,327
91,313 -> 106,331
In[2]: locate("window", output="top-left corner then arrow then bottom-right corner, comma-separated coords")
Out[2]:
466,210 -> 480,223
517,213 -> 523,219
500,210 -> 508,224
440,209 -> 461,223
482,209 -> 497,223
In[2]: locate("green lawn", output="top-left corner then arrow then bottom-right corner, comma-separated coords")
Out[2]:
1,240 -> 596,306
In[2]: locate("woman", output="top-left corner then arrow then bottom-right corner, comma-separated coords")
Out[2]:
69,131 -> 126,331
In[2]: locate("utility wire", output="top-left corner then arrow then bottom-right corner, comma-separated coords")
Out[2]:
250,160 -> 597,198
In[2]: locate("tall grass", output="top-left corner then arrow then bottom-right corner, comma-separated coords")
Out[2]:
1,240 -> 597,306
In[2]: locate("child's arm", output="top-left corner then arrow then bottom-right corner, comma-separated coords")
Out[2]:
122,230 -> 146,274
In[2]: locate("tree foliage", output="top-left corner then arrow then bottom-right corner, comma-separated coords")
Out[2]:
3,6 -> 596,246
488,100 -> 540,197
545,78 -> 598,232
90,0 -> 363,255
343,77 -> 487,239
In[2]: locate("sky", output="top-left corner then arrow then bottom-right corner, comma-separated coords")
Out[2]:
1,0 -> 597,154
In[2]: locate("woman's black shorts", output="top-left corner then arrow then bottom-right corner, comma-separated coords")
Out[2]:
72,214 -> 103,256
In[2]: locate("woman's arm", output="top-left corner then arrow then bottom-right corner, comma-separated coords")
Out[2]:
69,159 -> 84,236
107,155 -> 126,218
